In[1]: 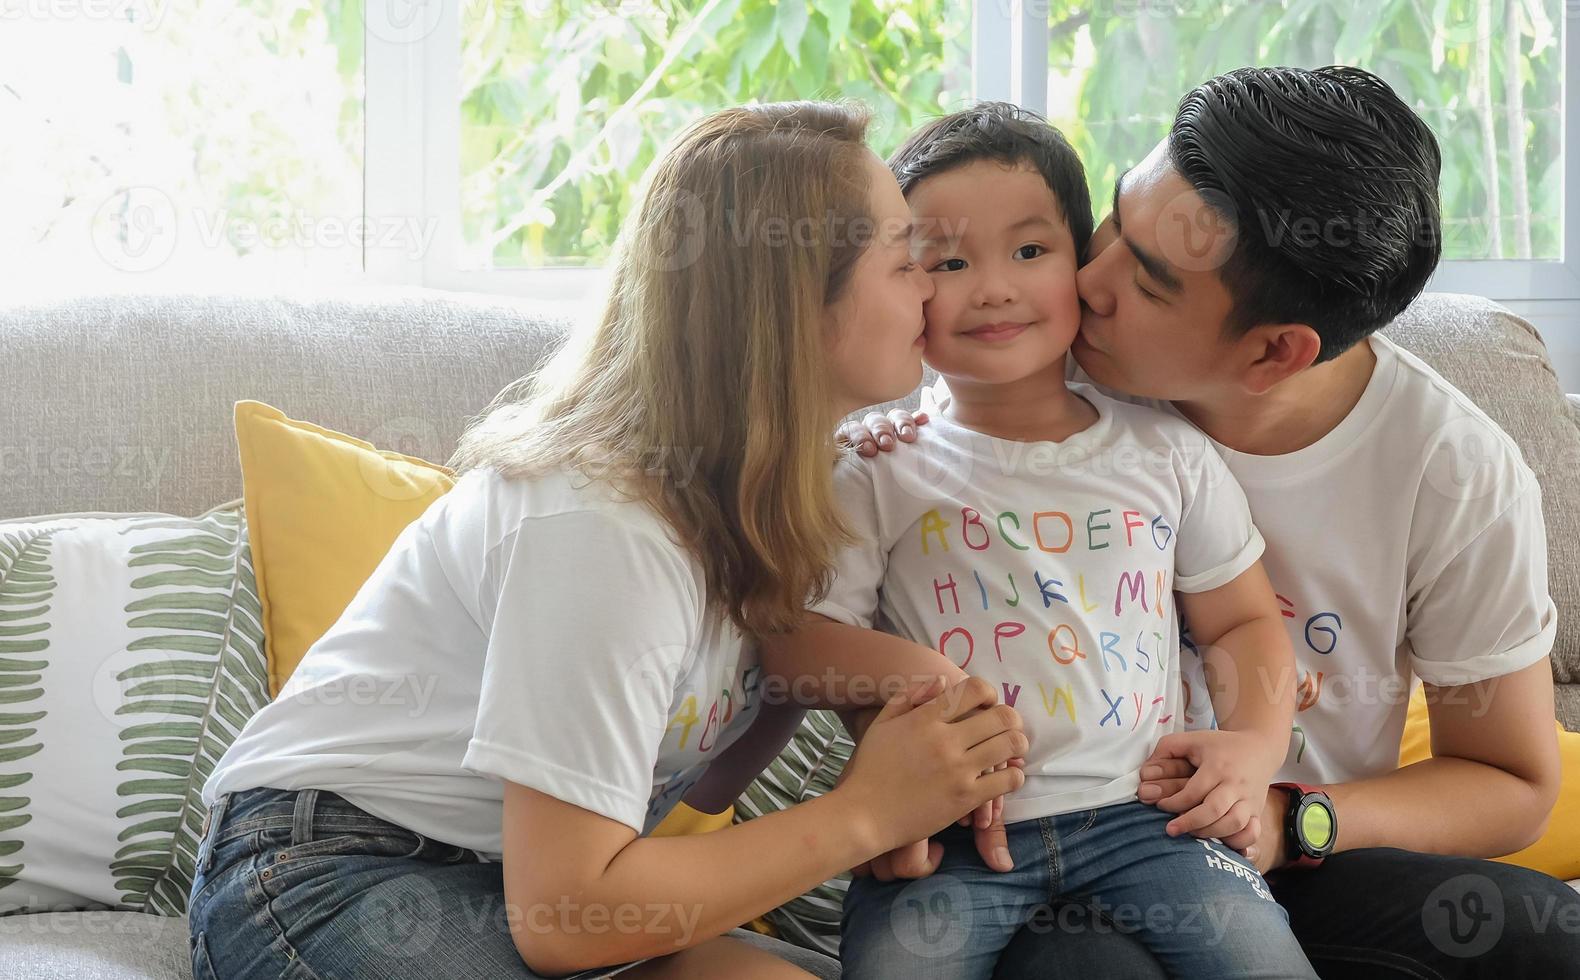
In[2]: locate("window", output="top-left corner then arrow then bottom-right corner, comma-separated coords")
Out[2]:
3,1 -> 363,283
457,0 -> 971,269
1026,0 -> 1575,300
8,0 -> 1575,303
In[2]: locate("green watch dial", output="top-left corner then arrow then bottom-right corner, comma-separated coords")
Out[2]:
1300,801 -> 1334,849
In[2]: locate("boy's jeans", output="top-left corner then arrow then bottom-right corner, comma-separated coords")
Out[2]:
840,800 -> 1317,979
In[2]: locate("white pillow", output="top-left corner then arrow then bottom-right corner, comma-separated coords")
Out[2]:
0,506 -> 269,915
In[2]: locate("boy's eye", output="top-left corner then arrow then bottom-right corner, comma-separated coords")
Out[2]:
932,258 -> 966,272
1015,244 -> 1046,260
1134,277 -> 1162,302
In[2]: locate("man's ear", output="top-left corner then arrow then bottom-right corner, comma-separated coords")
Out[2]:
1240,324 -> 1321,395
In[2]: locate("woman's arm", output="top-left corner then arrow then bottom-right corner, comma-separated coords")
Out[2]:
503,675 -> 1026,974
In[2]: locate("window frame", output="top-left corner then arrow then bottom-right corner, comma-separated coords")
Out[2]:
364,0 -> 1576,304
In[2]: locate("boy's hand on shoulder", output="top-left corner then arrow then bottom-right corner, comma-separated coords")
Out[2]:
1136,730 -> 1283,856
838,409 -> 928,457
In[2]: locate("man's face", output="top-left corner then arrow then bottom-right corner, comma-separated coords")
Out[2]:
1072,139 -> 1244,401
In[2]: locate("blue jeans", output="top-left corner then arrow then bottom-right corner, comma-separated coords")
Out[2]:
839,800 -> 1316,980
188,786 -> 839,979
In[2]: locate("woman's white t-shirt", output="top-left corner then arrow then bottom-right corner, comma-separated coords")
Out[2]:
203,466 -> 764,860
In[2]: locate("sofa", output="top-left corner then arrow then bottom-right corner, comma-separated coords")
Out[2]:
0,286 -> 1573,978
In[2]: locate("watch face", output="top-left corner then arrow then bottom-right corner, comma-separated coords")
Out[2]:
1298,798 -> 1335,853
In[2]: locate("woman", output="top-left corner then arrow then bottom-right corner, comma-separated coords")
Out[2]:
187,101 -> 1027,979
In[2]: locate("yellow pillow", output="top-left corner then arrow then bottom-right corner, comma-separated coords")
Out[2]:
1398,686 -> 1580,879
234,400 -> 454,695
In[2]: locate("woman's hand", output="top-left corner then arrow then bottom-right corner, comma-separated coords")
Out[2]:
838,409 -> 928,457
835,675 -> 1026,859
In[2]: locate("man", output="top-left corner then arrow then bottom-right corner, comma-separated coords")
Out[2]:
846,66 -> 1579,975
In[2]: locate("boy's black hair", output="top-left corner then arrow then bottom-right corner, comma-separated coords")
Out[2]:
887,102 -> 1094,259
1170,66 -> 1442,363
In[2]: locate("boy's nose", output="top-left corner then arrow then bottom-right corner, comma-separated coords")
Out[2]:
973,275 -> 1014,307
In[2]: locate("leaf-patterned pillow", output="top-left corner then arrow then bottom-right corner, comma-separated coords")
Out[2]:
0,506 -> 269,915
732,709 -> 854,956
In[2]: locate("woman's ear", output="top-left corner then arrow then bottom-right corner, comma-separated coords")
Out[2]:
1241,324 -> 1322,396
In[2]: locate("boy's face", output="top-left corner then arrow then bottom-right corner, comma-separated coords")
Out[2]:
1072,140 -> 1243,400
907,161 -> 1081,386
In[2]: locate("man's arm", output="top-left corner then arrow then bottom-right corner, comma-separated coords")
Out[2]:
1312,657 -> 1560,858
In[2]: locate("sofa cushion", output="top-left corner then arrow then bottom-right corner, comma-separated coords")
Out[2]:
0,287 -> 571,521
0,911 -> 193,980
234,400 -> 454,694
0,507 -> 268,915
1399,686 -> 1580,879
732,709 -> 854,957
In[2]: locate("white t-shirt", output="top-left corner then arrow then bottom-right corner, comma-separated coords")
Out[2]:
812,383 -> 1266,821
204,466 -> 763,860
1041,333 -> 1558,784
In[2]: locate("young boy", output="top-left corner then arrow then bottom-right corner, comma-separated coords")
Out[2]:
764,103 -> 1315,978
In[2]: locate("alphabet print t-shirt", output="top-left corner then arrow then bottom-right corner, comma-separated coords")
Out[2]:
812,382 -> 1265,822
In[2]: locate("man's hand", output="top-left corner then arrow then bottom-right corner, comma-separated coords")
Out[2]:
1139,754 -> 1293,874
838,409 -> 928,457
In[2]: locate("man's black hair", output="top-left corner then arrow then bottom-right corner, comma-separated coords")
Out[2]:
1170,65 -> 1442,363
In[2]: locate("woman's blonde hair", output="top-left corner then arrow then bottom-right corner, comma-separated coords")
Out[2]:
450,101 -> 877,636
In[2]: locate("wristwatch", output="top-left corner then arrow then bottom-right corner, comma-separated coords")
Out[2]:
1270,782 -> 1336,869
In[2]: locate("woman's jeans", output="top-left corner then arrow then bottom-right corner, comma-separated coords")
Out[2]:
839,800 -> 1317,980
188,786 -> 838,979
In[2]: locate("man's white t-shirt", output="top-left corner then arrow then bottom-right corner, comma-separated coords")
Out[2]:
813,383 -> 1266,822
1022,333 -> 1556,784
204,466 -> 764,860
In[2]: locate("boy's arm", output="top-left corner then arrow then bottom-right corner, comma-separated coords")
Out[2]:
760,613 -> 968,713
1178,559 -> 1297,752
1142,560 -> 1297,840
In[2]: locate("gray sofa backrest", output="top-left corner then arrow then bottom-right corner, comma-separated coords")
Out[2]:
0,286 -> 570,519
